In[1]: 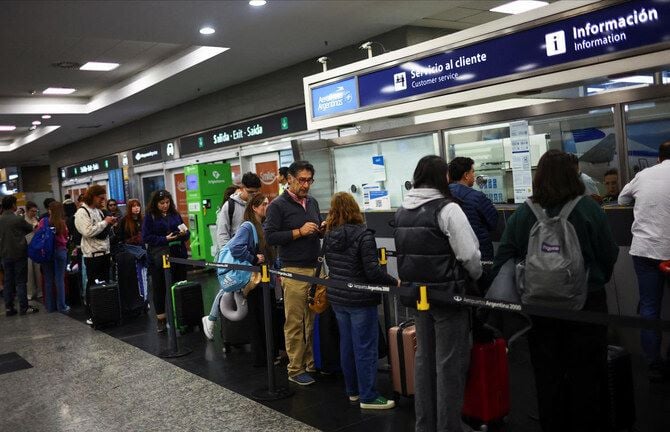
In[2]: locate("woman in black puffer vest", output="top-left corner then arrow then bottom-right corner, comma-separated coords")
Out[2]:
324,192 -> 398,410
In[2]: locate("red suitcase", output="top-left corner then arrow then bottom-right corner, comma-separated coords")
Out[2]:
462,338 -> 510,424
388,320 -> 416,398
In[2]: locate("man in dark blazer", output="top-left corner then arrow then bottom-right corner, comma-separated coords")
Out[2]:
0,195 -> 39,316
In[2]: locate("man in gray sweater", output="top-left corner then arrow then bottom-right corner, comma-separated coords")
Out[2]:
0,195 -> 39,316
214,172 -> 261,254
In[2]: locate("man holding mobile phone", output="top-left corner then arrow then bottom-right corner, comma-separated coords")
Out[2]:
264,160 -> 324,386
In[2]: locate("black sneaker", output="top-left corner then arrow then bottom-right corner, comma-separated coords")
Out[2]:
5,308 -> 18,317
20,305 -> 39,315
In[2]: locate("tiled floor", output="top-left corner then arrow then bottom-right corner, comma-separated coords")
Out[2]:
0,299 -> 315,432
2,271 -> 669,431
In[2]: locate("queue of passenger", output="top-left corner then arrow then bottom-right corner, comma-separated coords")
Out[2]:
2,143 -> 669,432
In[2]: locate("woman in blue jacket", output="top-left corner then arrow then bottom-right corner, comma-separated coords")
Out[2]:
202,194 -> 275,364
324,192 -> 398,410
142,190 -> 189,332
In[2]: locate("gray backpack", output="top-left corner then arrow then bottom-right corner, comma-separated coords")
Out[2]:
516,196 -> 588,310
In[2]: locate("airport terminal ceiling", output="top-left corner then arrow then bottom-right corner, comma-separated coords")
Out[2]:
0,0 -> 547,168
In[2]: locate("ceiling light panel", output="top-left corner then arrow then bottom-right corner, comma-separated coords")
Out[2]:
0,125 -> 17,131
491,1 -> 548,15
32,120 -> 41,125
42,115 -> 51,119
43,87 -> 76,95
80,62 -> 120,71
199,27 -> 215,35
249,0 -> 267,6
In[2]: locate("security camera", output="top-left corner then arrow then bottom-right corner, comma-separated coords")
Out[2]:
317,56 -> 330,72
359,41 -> 373,59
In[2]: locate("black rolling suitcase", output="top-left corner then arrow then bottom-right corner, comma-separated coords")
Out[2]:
116,251 -> 148,317
219,307 -> 251,352
171,281 -> 203,333
89,282 -> 121,329
606,345 -> 636,431
313,305 -> 340,373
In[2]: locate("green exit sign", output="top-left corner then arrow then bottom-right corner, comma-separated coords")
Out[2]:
280,116 -> 289,130
198,136 -> 205,148
104,160 -> 109,168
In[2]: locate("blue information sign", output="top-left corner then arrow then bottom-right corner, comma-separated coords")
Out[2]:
311,77 -> 359,118
310,0 -> 670,116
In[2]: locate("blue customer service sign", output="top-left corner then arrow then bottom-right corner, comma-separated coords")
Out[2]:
311,77 -> 359,118
359,0 -> 669,107
311,0 -> 670,117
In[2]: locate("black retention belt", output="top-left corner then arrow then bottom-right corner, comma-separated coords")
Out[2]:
167,256 -> 670,332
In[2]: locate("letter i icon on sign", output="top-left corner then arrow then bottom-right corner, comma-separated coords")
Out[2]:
545,30 -> 566,56
393,72 -> 407,91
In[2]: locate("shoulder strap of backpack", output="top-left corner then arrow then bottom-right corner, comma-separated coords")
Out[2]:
227,198 -> 235,227
558,195 -> 583,219
525,198 -> 547,222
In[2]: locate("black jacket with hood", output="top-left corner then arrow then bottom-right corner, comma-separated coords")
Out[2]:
324,224 -> 397,308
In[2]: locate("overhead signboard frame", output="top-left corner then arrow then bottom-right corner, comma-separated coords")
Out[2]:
131,140 -> 177,166
179,107 -> 307,156
305,0 -> 670,127
60,155 -> 120,180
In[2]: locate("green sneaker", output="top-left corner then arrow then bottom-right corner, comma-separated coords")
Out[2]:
360,396 -> 395,410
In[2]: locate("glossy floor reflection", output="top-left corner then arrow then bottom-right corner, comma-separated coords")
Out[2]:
2,270 -> 669,432
0,298 -> 315,432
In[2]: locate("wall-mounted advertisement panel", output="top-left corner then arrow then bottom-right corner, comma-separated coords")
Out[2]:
309,0 -> 670,119
180,107 -> 307,156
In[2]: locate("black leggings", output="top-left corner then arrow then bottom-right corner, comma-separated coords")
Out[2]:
149,259 -> 187,315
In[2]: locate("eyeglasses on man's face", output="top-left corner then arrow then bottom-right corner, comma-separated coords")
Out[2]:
292,176 -> 314,185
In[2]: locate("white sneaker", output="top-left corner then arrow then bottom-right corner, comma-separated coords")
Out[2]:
202,316 -> 215,341
86,318 -> 93,326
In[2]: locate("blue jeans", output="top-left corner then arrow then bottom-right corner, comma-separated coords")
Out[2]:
633,255 -> 670,365
208,288 -> 225,321
332,304 -> 379,402
43,249 -> 68,312
2,257 -> 28,311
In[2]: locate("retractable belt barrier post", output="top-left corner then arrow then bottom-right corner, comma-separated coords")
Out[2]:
251,264 -> 294,401
378,247 -> 393,332
414,284 -> 437,432
159,254 -> 192,358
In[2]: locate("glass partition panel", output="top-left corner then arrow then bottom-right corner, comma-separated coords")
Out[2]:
624,97 -> 670,179
333,134 -> 438,209
293,139 -> 334,209
445,108 -> 615,203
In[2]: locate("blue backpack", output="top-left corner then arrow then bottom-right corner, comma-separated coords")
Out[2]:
28,217 -> 56,264
216,221 -> 258,293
